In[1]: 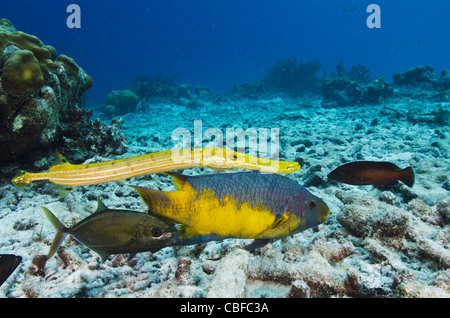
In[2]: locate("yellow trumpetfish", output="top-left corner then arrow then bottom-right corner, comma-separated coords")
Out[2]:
11,147 -> 300,193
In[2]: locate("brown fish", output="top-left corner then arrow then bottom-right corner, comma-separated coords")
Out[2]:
0,254 -> 22,286
328,161 -> 415,188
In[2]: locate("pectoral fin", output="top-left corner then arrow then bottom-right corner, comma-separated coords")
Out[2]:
53,184 -> 73,197
256,214 -> 301,239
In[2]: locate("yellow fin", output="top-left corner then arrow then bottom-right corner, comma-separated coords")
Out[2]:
128,185 -> 161,213
164,172 -> 187,190
256,214 -> 302,239
55,153 -> 71,165
175,224 -> 186,237
54,184 -> 73,197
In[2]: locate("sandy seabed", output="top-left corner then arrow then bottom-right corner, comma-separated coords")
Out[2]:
0,93 -> 449,298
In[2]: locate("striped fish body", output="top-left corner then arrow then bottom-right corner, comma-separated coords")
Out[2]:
131,172 -> 330,242
11,148 -> 300,193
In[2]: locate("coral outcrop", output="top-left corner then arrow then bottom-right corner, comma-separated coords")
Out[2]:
263,57 -> 322,95
56,106 -> 127,163
437,69 -> 450,90
393,65 -> 438,86
321,62 -> 393,108
1,49 -> 44,95
0,19 -> 94,162
104,89 -> 140,116
128,72 -> 178,101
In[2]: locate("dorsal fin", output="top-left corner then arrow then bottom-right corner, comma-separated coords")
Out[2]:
164,172 -> 188,190
55,153 -> 71,165
95,197 -> 109,212
128,185 -> 163,215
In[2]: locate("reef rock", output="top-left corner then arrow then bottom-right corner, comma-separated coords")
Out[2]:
178,84 -> 194,100
56,106 -> 127,163
393,65 -> 438,86
321,76 -> 393,108
0,19 -> 93,161
104,89 -> 140,116
1,49 -> 44,95
206,249 -> 250,298
438,69 -> 450,90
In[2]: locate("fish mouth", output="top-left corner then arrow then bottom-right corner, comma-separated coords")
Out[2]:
316,201 -> 330,224
164,232 -> 183,246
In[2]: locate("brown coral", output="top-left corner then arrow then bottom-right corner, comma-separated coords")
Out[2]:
1,49 -> 44,95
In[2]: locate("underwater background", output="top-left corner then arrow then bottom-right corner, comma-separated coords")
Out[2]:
3,0 -> 450,104
0,0 -> 449,298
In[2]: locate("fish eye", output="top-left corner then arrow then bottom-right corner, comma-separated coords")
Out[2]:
310,200 -> 317,209
151,227 -> 163,237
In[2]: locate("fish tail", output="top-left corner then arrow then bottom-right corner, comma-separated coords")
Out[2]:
400,166 -> 415,188
0,254 -> 22,287
41,207 -> 69,259
11,170 -> 32,188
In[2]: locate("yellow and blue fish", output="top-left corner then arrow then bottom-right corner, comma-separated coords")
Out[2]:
131,171 -> 330,250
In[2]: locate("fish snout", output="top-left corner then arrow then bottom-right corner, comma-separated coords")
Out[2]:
164,231 -> 183,246
314,199 -> 330,224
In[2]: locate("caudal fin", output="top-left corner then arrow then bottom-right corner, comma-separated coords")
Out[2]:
400,166 -> 415,188
0,254 -> 22,287
41,207 -> 69,259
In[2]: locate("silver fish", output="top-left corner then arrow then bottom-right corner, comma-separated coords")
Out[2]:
42,198 -> 181,263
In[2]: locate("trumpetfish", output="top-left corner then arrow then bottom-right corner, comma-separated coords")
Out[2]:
12,147 -> 300,194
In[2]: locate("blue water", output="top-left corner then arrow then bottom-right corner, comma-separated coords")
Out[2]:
3,0 -> 450,104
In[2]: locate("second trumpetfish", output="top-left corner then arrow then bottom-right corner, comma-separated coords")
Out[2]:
131,171 -> 330,250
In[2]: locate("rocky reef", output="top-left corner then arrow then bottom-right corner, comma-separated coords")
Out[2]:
0,19 -> 126,165
0,29 -> 449,299
100,72 -> 214,117
321,62 -> 393,108
393,65 -> 437,87
56,106 -> 127,163
103,90 -> 140,117
1,88 -> 447,299
262,57 -> 323,96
